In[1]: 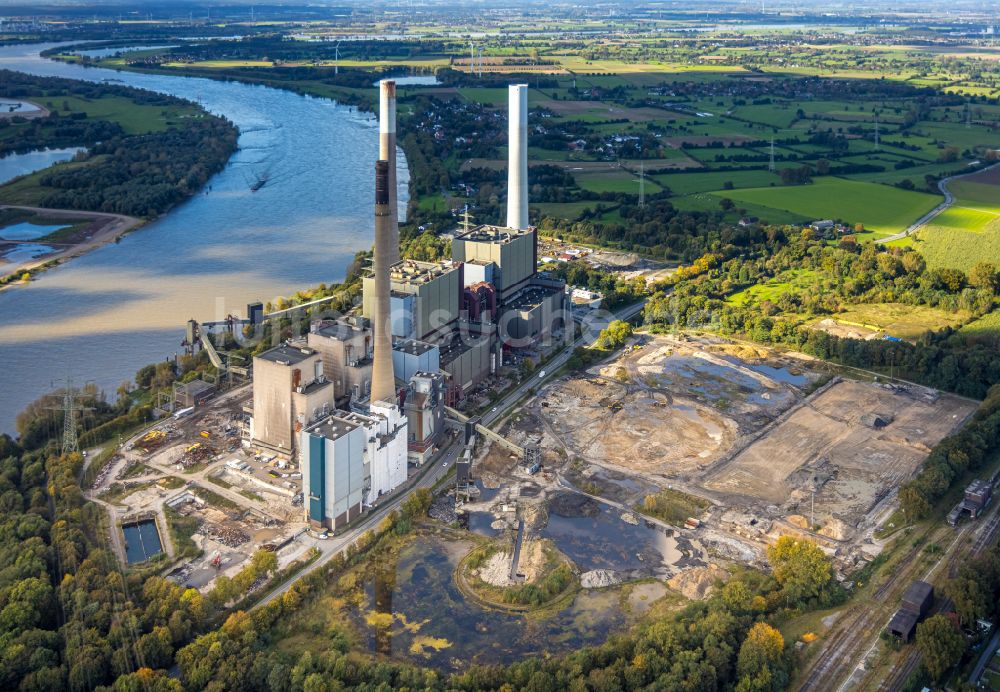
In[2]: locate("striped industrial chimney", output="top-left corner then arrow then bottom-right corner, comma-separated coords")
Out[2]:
370,160 -> 397,405
379,79 -> 400,265
506,84 -> 529,230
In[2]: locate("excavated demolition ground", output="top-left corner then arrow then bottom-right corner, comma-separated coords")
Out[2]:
467,333 -> 977,582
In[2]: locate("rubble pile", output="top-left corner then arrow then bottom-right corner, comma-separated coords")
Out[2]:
90,455 -> 121,489
581,569 -> 622,589
181,442 -> 217,467
429,493 -> 457,523
206,524 -> 250,547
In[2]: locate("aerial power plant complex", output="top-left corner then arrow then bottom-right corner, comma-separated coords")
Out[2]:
246,81 -> 569,530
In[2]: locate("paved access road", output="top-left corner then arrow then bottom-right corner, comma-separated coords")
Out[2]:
876,161 -> 1000,244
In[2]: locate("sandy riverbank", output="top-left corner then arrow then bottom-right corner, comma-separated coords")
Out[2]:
0,99 -> 49,120
0,205 -> 143,286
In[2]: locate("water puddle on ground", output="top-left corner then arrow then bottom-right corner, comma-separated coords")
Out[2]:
0,222 -> 69,241
1,243 -> 54,266
542,493 -> 706,578
463,480 -> 502,537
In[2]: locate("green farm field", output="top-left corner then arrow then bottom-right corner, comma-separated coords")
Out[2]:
33,94 -> 202,134
532,201 -> 611,219
917,217 -> 1000,271
656,169 -> 781,195
670,194 -> 810,225
574,169 -> 663,194
915,167 -> 1000,270
715,178 -> 941,237
958,310 -> 1000,344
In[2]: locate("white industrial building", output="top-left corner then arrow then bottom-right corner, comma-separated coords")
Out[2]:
301,401 -> 408,530
364,401 -> 409,500
302,414 -> 367,530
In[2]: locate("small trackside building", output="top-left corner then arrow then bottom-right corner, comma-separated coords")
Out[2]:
887,581 -> 934,642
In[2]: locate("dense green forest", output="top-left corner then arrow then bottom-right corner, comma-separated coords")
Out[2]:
900,385 -> 1000,521
0,70 -> 237,217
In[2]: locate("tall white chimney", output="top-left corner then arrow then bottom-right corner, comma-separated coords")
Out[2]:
506,84 -> 529,230
370,160 -> 397,405
379,79 -> 400,265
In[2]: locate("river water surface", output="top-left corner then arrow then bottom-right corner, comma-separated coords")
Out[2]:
0,43 -> 409,433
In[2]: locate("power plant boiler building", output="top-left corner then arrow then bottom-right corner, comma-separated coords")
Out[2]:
248,79 -> 573,531
301,404 -> 408,530
250,343 -> 334,455
362,258 -> 462,342
307,317 -> 373,405
302,414 -> 367,530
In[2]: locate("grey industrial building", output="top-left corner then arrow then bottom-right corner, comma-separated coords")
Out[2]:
452,225 -> 537,301
393,337 -> 440,383
307,317 -> 373,405
887,581 -> 934,642
363,259 -> 462,342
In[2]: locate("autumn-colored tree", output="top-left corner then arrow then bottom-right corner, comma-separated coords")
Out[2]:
766,536 -> 833,604
899,480 -> 932,520
969,262 -> 998,294
736,622 -> 786,691
596,319 -> 633,349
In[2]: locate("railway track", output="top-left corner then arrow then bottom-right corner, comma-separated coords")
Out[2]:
876,649 -> 921,692
797,543 -> 924,691
970,509 -> 1000,557
798,513 -> 994,692
870,508 -> 1000,691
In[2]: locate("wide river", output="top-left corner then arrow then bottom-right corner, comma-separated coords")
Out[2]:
0,43 -> 409,434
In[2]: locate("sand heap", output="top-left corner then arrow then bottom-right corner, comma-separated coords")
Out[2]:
668,564 -> 729,600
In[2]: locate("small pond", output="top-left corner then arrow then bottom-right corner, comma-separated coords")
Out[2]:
122,519 -> 163,564
0,98 -> 42,113
0,222 -> 69,241
350,534 -> 631,670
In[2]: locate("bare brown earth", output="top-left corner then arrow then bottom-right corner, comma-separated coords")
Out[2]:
703,379 -> 976,523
